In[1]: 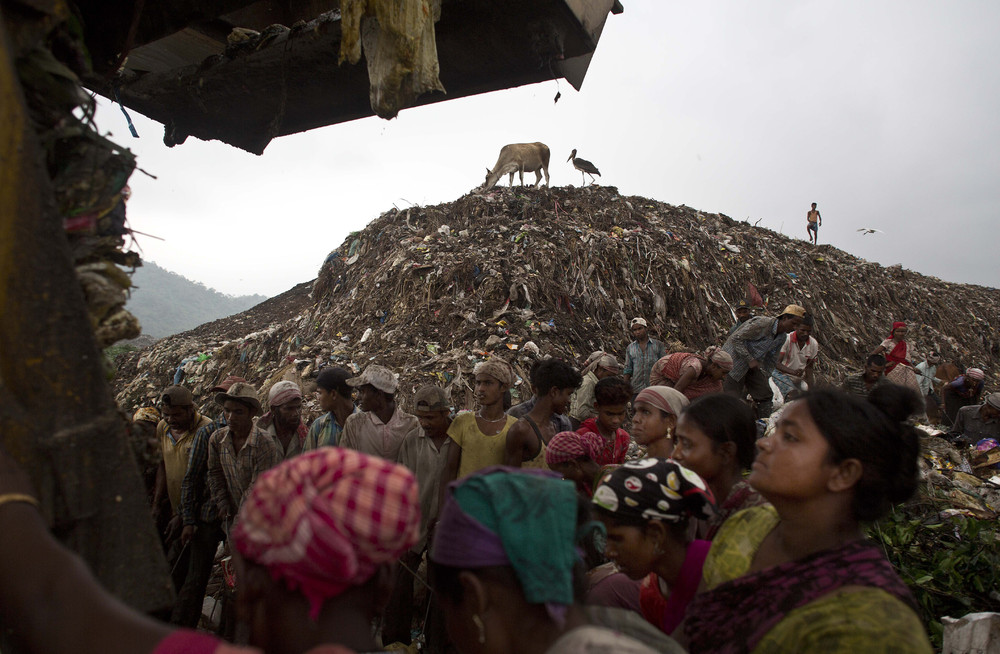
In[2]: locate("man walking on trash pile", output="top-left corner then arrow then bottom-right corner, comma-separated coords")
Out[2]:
303,366 -> 358,450
948,393 -> 1000,447
722,304 -> 805,418
842,354 -> 891,397
340,365 -> 420,462
505,358 -> 582,468
807,202 -> 822,245
257,380 -> 307,460
384,385 -> 453,650
915,352 -> 943,421
569,352 -> 620,427
172,376 -> 243,628
623,317 -> 666,398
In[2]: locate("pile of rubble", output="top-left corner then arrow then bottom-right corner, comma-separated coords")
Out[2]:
113,184 -> 998,418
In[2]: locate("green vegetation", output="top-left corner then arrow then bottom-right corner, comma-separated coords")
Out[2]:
870,501 -> 1000,648
126,261 -> 268,338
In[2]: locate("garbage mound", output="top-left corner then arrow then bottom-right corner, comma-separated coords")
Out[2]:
113,185 -> 998,416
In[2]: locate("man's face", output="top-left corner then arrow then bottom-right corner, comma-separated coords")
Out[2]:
596,403 -> 628,432
550,387 -> 575,415
631,325 -> 648,340
596,366 -> 618,380
982,404 -> 1000,421
795,323 -> 813,342
222,400 -> 254,433
274,398 -> 302,427
736,308 -> 750,322
316,387 -> 337,413
864,362 -> 886,382
358,385 -> 385,413
416,408 -> 450,435
474,374 -> 504,407
162,403 -> 195,431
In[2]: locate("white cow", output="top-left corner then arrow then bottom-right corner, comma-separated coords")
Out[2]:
481,142 -> 551,191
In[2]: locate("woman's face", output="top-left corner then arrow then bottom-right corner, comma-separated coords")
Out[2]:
706,361 -> 728,380
599,519 -> 658,580
893,325 -> 908,340
631,401 -> 675,444
672,414 -> 726,483
749,401 -> 836,500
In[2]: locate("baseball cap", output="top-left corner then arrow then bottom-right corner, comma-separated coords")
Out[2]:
781,304 -> 807,318
160,386 -> 193,407
414,385 -> 450,412
986,393 -> 1000,411
210,375 -> 248,393
347,365 -> 399,394
630,317 -> 648,328
216,381 -> 263,415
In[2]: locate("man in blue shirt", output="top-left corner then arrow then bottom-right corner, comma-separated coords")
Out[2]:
623,317 -> 666,397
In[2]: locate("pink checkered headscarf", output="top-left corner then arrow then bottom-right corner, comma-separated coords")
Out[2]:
233,449 -> 420,619
545,430 -> 605,466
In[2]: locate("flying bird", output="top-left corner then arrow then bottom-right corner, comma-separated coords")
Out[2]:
567,149 -> 601,186
857,228 -> 884,235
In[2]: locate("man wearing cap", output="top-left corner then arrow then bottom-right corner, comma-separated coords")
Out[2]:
569,353 -> 620,426
722,305 -> 806,418
340,365 -> 420,462
384,385 -> 454,647
943,367 -> 986,426
304,367 -> 358,450
948,393 -> 1000,447
623,317 -> 666,397
152,386 -> 213,545
170,376 -> 244,627
208,382 -> 281,526
727,300 -> 753,338
258,380 -> 307,461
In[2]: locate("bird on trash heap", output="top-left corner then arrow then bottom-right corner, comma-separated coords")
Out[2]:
568,149 -> 601,186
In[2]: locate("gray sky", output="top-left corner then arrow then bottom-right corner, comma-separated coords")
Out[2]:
99,1 -> 1000,297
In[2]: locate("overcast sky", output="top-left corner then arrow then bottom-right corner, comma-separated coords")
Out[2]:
97,1 -> 1000,298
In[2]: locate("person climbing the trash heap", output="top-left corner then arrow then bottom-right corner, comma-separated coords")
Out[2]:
508,357 -> 574,433
258,381 -> 307,461
385,385 -> 454,649
505,358 -> 582,469
722,304 -> 806,418
871,321 -> 923,400
726,300 -> 753,338
303,367 -> 358,450
0,445 -> 422,654
649,347 -> 733,401
569,353 -> 620,426
172,375 -> 245,628
340,365 -> 420,462
947,392 -> 1000,447
441,359 -> 519,491
576,376 -> 633,465
623,317 -> 666,397
842,354 -> 892,397
806,202 -> 822,245
943,367 -> 986,426
771,313 -> 820,400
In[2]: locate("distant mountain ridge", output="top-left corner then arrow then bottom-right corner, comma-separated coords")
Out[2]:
126,261 -> 268,338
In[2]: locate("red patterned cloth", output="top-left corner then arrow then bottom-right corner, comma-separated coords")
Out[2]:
576,418 -> 631,465
649,352 -> 723,400
545,430 -> 605,466
233,448 -> 420,619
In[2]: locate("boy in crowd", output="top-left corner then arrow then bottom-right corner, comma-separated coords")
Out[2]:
575,376 -> 632,465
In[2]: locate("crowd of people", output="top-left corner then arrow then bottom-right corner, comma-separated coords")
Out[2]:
1,303 -> 996,654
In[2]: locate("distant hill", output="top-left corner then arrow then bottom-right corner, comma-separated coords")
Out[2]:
126,261 -> 268,338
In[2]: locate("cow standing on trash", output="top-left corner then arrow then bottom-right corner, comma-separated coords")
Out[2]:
481,142 -> 550,191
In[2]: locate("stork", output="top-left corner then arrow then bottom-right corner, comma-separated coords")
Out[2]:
567,149 -> 601,186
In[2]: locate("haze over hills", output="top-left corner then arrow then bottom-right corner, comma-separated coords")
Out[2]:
126,261 -> 268,339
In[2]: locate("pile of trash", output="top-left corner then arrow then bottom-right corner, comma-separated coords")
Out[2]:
113,184 -> 998,418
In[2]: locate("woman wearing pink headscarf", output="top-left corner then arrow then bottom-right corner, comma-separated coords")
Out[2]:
872,322 -> 922,400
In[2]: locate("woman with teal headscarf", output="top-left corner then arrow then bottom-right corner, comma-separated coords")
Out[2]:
429,466 -> 681,654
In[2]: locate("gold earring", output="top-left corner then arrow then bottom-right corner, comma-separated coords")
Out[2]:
473,614 -> 486,645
